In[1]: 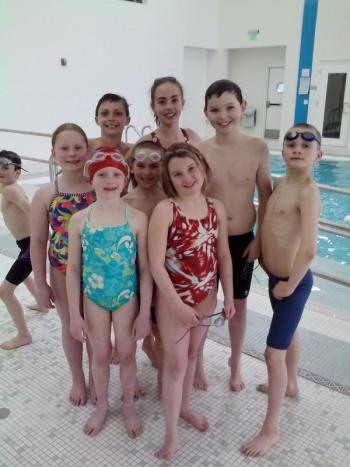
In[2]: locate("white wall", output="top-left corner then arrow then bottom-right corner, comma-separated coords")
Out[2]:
0,0 -> 220,157
228,46 -> 286,138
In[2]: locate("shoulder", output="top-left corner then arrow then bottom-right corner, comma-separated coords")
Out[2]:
152,198 -> 173,217
1,183 -> 20,199
32,183 -> 55,204
242,134 -> 269,154
70,207 -> 88,229
300,180 -> 321,202
184,128 -> 201,144
209,197 -> 226,216
196,137 -> 214,152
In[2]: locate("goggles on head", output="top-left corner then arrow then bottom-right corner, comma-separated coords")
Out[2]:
0,157 -> 28,172
84,149 -> 130,181
133,151 -> 162,163
284,131 -> 321,145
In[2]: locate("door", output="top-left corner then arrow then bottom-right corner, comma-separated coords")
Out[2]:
318,62 -> 350,147
264,66 -> 285,139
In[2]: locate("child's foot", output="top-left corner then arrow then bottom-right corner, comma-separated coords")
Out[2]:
69,380 -> 87,406
257,382 -> 299,398
27,302 -> 49,313
122,404 -> 143,438
240,430 -> 280,457
142,338 -> 158,368
110,346 -> 119,365
180,408 -> 209,432
193,366 -> 208,391
84,402 -> 108,436
0,334 -> 32,350
154,435 -> 177,461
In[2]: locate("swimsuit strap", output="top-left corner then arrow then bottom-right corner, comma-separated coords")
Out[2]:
181,128 -> 189,142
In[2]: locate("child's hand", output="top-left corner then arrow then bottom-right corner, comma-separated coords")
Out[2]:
178,304 -> 200,329
223,299 -> 236,319
70,316 -> 87,343
132,312 -> 151,341
36,283 -> 55,309
243,237 -> 260,262
272,281 -> 294,300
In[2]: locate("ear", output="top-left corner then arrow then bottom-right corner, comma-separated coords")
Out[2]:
317,148 -> 323,160
51,148 -> 55,159
204,107 -> 208,119
241,99 -> 247,112
95,116 -> 98,124
126,116 -> 131,126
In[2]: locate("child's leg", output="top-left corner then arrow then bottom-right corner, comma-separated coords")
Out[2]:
142,332 -> 158,368
155,296 -> 190,460
228,297 -> 247,391
113,298 -> 142,438
193,331 -> 208,390
50,267 -> 86,406
83,297 -> 111,436
241,346 -> 285,456
0,280 -> 32,349
23,276 -> 48,312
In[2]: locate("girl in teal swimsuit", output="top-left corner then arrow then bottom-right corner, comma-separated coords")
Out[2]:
67,149 -> 152,438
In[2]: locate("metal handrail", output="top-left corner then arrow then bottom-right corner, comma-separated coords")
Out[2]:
141,125 -> 153,135
124,125 -> 140,143
0,128 -> 51,138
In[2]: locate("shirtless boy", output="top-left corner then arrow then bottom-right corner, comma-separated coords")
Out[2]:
0,150 -> 46,350
241,123 -> 322,456
198,80 -> 272,390
89,93 -> 132,156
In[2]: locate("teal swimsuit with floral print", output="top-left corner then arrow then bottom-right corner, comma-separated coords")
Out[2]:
82,204 -> 137,311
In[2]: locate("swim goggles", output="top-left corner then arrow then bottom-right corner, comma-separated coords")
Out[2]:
133,151 -> 162,163
284,131 -> 321,145
84,149 -> 130,180
175,311 -> 225,344
0,157 -> 28,172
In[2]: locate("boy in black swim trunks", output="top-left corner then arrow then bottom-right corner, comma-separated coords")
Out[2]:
241,123 -> 322,457
0,150 -> 47,350
197,80 -> 272,390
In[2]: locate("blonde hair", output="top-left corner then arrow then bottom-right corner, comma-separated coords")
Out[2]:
162,143 -> 211,198
52,123 -> 88,148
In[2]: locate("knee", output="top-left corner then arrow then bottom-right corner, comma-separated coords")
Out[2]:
232,299 -> 247,318
264,347 -> 284,368
164,355 -> 186,378
93,345 -> 111,366
118,347 -> 136,367
0,283 -> 14,301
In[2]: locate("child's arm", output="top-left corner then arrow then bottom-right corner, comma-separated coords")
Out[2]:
148,201 -> 200,328
131,209 -> 153,340
273,184 -> 321,299
2,184 -> 30,213
244,142 -> 272,261
213,199 -> 235,319
66,212 -> 87,343
30,185 -> 55,308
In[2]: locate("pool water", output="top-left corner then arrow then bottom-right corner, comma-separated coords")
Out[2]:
270,155 -> 350,266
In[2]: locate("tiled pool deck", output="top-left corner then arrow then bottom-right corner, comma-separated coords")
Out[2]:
1,160 -> 350,466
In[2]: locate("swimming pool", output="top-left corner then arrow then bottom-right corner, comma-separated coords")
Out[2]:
270,154 -> 350,265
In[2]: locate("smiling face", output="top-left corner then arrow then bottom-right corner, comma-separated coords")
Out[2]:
282,126 -> 322,171
91,166 -> 127,198
168,156 -> 205,197
52,130 -> 89,172
151,82 -> 184,126
0,161 -> 20,186
204,91 -> 246,134
95,100 -> 130,137
131,147 -> 162,189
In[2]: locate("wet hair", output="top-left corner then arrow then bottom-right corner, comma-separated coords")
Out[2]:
162,142 -> 211,198
51,123 -> 88,148
0,149 -> 22,170
150,77 -> 184,125
125,140 -> 164,187
95,93 -> 130,118
285,123 -> 322,146
204,79 -> 243,110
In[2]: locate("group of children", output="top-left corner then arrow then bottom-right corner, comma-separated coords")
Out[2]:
0,77 -> 321,461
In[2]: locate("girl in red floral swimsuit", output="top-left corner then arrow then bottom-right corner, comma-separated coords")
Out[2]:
148,143 -> 235,461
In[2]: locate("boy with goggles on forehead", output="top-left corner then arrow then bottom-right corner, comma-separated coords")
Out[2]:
241,123 -> 322,457
0,150 -> 47,350
124,141 -> 166,369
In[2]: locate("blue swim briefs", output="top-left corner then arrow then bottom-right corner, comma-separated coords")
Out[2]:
266,269 -> 313,350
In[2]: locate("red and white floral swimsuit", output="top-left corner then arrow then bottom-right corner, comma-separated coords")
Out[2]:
165,198 -> 218,306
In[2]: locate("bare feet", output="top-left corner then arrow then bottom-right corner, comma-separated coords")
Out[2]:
122,404 -> 143,438
27,302 -> 49,313
257,382 -> 299,399
180,408 -> 209,432
110,346 -> 119,365
155,435 -> 177,461
0,334 -> 32,350
84,402 -> 108,436
240,430 -> 280,457
193,366 -> 208,391
69,380 -> 87,406
228,357 -> 245,392
142,337 -> 158,368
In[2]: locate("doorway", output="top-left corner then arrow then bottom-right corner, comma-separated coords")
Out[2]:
264,66 -> 285,139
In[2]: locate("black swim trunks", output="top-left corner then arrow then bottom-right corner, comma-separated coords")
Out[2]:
228,231 -> 254,299
5,237 -> 33,286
